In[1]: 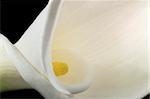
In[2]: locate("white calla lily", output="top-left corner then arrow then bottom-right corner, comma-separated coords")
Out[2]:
0,0 -> 149,99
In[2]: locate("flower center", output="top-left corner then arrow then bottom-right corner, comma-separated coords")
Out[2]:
52,61 -> 69,76
52,49 -> 91,86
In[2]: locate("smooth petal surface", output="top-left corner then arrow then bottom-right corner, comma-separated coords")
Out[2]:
51,0 -> 149,99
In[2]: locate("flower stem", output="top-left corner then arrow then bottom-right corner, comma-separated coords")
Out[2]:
0,48 -> 30,92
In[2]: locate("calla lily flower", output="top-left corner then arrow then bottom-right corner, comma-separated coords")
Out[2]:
0,0 -> 149,99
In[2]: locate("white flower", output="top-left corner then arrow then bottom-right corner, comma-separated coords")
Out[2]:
0,0 -> 149,99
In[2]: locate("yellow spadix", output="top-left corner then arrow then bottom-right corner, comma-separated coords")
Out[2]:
52,61 -> 69,76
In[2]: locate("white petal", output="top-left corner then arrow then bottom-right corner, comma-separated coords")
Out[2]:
0,34 -> 61,99
15,2 -> 49,73
15,0 -> 72,96
52,0 -> 149,98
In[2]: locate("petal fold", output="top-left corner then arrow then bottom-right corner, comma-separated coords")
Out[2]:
15,0 -> 72,95
0,34 -> 61,98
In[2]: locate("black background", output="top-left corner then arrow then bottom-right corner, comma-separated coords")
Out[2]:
0,0 -> 149,98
